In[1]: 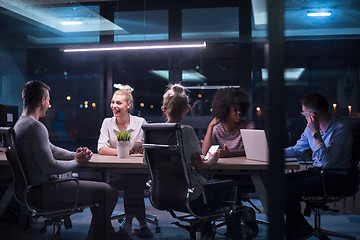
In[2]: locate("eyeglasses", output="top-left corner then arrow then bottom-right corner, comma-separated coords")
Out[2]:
300,111 -> 314,116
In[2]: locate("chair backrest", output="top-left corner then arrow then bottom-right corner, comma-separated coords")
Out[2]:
336,118 -> 360,196
348,119 -> 360,189
142,123 -> 190,213
0,127 -> 27,206
346,118 -> 360,169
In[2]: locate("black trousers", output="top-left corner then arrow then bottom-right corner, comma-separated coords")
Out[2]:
36,180 -> 119,240
285,168 -> 349,233
110,174 -> 149,221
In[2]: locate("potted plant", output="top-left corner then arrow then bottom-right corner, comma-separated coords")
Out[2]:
115,130 -> 132,159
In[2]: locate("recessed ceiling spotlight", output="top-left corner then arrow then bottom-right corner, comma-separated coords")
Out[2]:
307,10 -> 332,17
61,21 -> 83,25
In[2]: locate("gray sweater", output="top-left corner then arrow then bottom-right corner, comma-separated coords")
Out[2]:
14,116 -> 78,184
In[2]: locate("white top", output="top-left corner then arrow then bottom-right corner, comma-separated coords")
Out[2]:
97,114 -> 147,152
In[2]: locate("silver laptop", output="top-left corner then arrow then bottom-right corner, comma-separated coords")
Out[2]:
241,129 -> 269,162
241,129 -> 298,162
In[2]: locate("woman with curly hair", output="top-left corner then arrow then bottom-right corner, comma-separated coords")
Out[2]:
202,88 -> 255,157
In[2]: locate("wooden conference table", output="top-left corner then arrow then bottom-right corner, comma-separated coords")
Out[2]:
1,152 -> 299,170
0,152 -> 299,216
84,153 -> 299,170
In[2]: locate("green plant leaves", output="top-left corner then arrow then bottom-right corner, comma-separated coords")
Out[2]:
114,129 -> 132,141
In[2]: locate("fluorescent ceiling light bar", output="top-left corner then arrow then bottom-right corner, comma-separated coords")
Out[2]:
149,70 -> 207,82
113,84 -> 134,91
252,0 -> 268,25
61,42 -> 206,52
185,86 -> 240,90
262,68 -> 305,81
61,21 -> 83,25
307,11 -> 332,17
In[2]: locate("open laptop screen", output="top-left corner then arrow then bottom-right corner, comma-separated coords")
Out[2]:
241,129 -> 269,162
0,104 -> 18,127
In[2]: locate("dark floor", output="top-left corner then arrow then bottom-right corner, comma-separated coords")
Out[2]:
0,198 -> 359,240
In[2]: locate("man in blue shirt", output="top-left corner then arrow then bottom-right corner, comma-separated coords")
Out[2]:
284,93 -> 353,240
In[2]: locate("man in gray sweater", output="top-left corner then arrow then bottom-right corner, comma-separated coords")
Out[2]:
14,80 -> 129,240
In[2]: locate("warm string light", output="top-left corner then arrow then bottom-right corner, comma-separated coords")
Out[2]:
256,106 -> 262,118
348,105 -> 352,117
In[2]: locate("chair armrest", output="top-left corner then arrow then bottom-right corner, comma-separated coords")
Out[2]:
26,178 -> 81,213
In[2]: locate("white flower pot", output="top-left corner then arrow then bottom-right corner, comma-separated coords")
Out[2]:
116,141 -> 130,159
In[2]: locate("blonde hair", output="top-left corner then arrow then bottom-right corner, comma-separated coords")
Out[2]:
162,84 -> 189,120
113,85 -> 134,112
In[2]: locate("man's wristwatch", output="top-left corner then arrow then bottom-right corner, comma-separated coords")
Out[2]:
313,132 -> 321,139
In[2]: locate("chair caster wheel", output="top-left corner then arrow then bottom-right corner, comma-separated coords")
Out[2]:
155,226 -> 161,233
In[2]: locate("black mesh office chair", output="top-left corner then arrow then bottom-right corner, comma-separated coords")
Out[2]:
301,119 -> 360,240
0,127 -> 95,239
142,123 -> 244,240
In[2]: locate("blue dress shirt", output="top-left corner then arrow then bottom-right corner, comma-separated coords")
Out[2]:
284,116 -> 353,170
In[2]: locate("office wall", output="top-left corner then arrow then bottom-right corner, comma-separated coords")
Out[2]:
0,36 -> 26,114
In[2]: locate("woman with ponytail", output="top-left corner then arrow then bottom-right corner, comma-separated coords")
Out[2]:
161,84 -> 235,213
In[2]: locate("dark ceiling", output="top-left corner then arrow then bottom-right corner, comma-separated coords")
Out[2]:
0,0 -> 359,47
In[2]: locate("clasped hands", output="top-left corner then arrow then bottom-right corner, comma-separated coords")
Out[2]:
75,147 -> 93,166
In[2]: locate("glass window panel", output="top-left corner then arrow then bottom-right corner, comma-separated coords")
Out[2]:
182,7 -> 239,42
284,0 -> 360,38
112,50 -> 171,121
114,10 -> 168,42
27,49 -> 101,150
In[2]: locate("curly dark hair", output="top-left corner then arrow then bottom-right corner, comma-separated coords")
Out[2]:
211,88 -> 251,122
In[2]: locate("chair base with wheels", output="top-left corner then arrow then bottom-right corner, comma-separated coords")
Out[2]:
301,196 -> 356,240
35,211 -> 84,240
168,204 -> 258,240
111,212 -> 161,233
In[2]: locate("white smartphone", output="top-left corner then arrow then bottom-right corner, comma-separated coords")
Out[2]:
132,141 -> 144,151
204,145 -> 219,160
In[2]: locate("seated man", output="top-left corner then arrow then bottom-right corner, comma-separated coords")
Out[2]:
15,80 -> 129,240
284,93 -> 353,240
